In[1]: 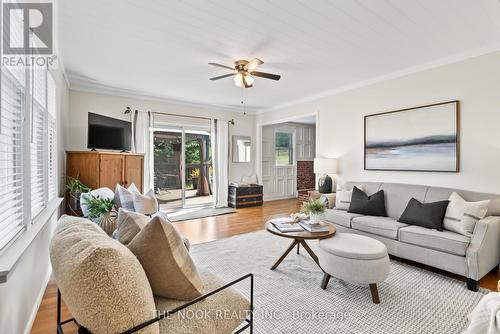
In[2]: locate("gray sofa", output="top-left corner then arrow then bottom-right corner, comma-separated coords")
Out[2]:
322,181 -> 500,291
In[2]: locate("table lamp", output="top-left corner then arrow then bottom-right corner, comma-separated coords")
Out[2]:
313,158 -> 338,193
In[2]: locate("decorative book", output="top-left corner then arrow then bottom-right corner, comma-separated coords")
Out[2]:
299,221 -> 329,233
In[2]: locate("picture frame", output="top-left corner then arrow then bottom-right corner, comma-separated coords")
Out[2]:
364,101 -> 460,172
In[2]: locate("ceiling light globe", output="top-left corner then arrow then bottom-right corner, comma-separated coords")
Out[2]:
245,75 -> 254,86
234,73 -> 244,87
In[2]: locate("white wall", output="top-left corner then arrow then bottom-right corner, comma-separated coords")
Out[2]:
0,64 -> 69,334
67,90 -> 257,183
257,51 -> 500,194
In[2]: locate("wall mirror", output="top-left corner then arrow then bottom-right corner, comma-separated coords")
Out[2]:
232,135 -> 251,162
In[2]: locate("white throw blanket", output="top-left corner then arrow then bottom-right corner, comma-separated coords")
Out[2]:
465,292 -> 500,334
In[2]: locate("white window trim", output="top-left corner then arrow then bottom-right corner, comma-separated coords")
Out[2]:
0,197 -> 62,283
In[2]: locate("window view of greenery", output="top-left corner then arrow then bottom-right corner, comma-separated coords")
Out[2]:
153,132 -> 212,192
275,132 -> 293,166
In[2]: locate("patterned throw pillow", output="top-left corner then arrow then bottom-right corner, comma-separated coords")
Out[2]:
132,189 -> 158,215
114,183 -> 139,210
443,192 -> 490,236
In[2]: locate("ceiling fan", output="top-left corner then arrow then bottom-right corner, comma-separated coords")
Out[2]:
208,58 -> 281,88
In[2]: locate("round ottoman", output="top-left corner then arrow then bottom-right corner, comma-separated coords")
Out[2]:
318,233 -> 390,304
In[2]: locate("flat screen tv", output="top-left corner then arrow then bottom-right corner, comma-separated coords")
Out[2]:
87,113 -> 131,151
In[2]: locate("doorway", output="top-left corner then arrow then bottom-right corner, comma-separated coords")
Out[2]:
152,116 -> 213,210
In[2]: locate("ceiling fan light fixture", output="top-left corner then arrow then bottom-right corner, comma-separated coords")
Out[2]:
234,73 -> 244,87
245,74 -> 254,86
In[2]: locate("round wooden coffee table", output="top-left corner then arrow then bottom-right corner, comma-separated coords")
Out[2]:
265,220 -> 336,270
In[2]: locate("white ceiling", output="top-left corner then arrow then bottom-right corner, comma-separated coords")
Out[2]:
59,0 -> 500,112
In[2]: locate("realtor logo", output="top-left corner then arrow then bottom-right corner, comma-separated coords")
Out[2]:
2,2 -> 53,55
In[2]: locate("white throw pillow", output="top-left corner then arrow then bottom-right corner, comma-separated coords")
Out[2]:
443,192 -> 490,236
133,189 -> 158,215
335,185 -> 366,211
114,183 -> 139,211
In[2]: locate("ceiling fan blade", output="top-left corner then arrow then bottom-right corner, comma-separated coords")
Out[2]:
244,58 -> 264,71
208,62 -> 234,70
209,73 -> 235,80
250,71 -> 281,81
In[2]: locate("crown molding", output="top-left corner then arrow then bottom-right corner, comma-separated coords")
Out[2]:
257,44 -> 500,114
68,76 -> 260,114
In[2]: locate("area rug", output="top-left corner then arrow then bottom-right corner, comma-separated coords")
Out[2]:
190,230 -> 487,334
161,207 -> 236,222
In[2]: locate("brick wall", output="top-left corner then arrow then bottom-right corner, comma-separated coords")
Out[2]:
297,160 -> 315,190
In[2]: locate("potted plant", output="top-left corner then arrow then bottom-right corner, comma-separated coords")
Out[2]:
66,176 -> 91,211
82,195 -> 116,236
301,198 -> 326,225
191,168 -> 200,190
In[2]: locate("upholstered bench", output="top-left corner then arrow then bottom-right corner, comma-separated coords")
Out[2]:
318,233 -> 390,304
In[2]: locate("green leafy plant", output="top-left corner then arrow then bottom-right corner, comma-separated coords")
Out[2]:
301,198 -> 326,215
66,176 -> 91,193
82,195 -> 115,219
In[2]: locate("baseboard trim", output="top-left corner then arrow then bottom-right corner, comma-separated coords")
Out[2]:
24,268 -> 52,334
264,195 -> 297,201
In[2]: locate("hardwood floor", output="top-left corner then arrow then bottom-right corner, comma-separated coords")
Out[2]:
30,198 -> 499,333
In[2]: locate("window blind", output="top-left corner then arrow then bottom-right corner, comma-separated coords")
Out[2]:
30,68 -> 47,219
47,74 -> 57,200
0,69 -> 25,250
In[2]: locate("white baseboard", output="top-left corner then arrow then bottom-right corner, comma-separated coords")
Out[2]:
24,268 -> 52,334
264,195 -> 297,201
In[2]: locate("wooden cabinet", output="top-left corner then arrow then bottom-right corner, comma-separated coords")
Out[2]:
66,151 -> 144,192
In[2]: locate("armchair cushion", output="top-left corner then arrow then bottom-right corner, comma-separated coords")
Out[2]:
50,215 -> 158,334
153,269 -> 250,334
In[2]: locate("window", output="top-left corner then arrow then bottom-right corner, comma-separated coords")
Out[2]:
0,27 -> 58,249
0,68 -> 25,250
275,132 -> 293,166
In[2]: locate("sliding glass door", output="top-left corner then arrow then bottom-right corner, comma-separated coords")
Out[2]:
153,115 -> 212,210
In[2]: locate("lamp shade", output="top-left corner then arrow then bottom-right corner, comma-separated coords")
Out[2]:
313,158 -> 338,174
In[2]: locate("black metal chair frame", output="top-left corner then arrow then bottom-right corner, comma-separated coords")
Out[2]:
57,273 -> 254,334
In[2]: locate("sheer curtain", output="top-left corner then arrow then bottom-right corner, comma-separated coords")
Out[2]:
134,111 -> 153,192
211,119 -> 229,208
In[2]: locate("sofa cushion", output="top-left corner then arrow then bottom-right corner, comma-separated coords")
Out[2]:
348,187 -> 387,217
128,216 -> 203,300
379,183 -> 428,219
154,269 -> 250,334
352,216 -> 409,240
323,209 -> 363,228
49,215 -> 158,334
398,225 -> 470,256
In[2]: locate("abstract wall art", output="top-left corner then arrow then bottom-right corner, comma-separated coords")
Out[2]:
364,101 -> 459,172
